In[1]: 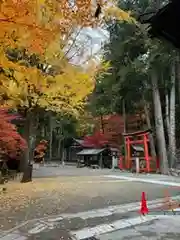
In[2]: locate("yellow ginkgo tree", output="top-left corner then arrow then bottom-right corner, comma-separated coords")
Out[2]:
0,44 -> 101,180
0,0 -> 134,182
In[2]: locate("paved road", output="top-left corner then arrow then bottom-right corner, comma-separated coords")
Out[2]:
1,172 -> 180,239
1,192 -> 180,239
32,165 -> 113,178
0,203 -> 180,240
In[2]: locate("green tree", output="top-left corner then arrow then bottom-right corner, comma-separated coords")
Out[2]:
89,0 -> 179,174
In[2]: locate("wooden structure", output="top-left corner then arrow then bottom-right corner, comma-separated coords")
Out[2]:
119,129 -> 158,173
139,0 -> 180,49
77,148 -> 105,168
76,147 -> 118,168
69,139 -> 85,162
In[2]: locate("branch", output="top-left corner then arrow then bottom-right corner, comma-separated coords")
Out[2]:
80,47 -> 102,65
61,26 -> 83,60
67,39 -> 90,61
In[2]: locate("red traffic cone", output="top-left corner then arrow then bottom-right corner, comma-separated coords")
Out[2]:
140,192 -> 149,215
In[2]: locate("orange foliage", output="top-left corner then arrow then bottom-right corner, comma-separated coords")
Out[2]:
34,140 -> 48,163
0,0 -> 61,53
0,0 -> 102,54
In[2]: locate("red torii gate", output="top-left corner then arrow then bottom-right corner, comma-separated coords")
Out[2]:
119,129 -> 159,173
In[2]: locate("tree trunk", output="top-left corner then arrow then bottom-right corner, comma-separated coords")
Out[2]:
100,114 -> 104,133
143,101 -> 157,160
62,148 -> 66,165
169,62 -> 176,168
165,92 -> 170,167
175,52 -> 180,103
122,98 -> 127,133
57,139 -> 62,159
41,125 -> 45,138
151,70 -> 169,174
49,114 -> 53,161
165,92 -> 170,134
21,111 -> 33,183
57,123 -> 63,160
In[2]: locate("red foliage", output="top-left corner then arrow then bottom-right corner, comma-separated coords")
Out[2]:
34,140 -> 48,163
83,131 -> 108,148
0,108 -> 27,159
94,114 -> 124,148
94,114 -> 143,148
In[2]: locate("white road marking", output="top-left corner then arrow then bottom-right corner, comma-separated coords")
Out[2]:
0,232 -> 27,240
59,202 -> 162,220
28,223 -> 47,234
15,237 -> 27,240
70,215 -> 159,240
39,220 -> 55,230
105,175 -> 180,187
71,215 -> 180,240
3,195 -> 180,239
47,217 -> 63,222
72,215 -> 180,240
84,179 -> 133,184
47,194 -> 180,222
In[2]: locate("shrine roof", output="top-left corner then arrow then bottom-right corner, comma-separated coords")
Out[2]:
77,148 -> 105,155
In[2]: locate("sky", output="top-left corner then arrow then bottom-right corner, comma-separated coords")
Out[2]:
67,27 -> 109,65
65,0 -> 113,65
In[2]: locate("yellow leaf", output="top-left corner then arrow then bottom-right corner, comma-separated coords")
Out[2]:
14,71 -> 25,81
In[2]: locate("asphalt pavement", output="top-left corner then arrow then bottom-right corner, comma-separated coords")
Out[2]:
1,167 -> 180,239
2,204 -> 180,240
